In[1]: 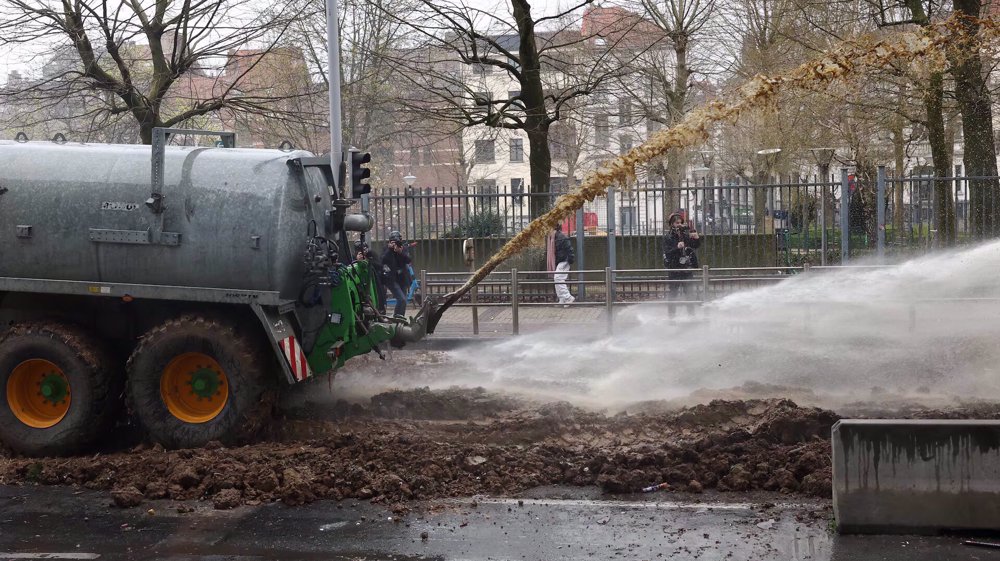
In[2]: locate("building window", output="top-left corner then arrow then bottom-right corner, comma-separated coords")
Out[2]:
475,139 -> 495,163
618,98 -> 632,125
473,62 -> 492,75
595,115 -> 609,148
619,134 -> 633,154
423,146 -> 433,165
410,147 -> 420,165
647,119 -> 662,135
510,138 -> 524,162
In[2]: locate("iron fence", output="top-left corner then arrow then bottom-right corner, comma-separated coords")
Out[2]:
367,172 -> 1000,273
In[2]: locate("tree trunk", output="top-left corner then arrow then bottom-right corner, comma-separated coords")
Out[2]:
663,34 -> 689,223
891,86 -> 906,234
951,0 -> 1000,238
754,171 -> 768,233
664,149 -> 684,218
138,116 -> 158,145
924,72 -> 956,245
527,127 -> 552,218
511,0 -> 551,219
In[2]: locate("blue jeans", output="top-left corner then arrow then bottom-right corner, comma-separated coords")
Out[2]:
387,281 -> 407,317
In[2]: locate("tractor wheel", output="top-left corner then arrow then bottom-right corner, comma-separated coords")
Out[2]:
126,316 -> 275,449
0,322 -> 120,456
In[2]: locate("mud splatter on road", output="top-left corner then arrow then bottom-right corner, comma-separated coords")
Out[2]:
0,393 -> 838,510
4,384 -> 998,512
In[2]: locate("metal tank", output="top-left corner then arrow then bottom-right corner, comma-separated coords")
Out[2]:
0,141 -> 334,300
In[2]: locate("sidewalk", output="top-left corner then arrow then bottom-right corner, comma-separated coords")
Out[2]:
424,299 -> 706,342
430,303 -> 606,339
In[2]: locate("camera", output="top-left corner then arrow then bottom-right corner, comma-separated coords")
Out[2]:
678,246 -> 693,266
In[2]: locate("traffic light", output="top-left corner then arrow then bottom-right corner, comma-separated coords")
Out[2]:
350,149 -> 372,198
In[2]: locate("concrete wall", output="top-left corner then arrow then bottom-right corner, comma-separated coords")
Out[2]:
833,419 -> 1000,534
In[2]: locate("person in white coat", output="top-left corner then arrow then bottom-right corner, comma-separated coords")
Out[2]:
553,224 -> 575,306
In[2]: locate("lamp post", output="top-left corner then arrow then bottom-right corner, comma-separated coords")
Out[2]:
403,174 -> 417,239
691,166 -> 710,230
698,151 -> 723,232
810,148 -> 835,265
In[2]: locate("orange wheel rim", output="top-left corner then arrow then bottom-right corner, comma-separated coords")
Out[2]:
7,359 -> 71,428
160,352 -> 229,423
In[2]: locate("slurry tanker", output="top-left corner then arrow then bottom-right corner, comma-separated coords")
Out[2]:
0,129 -> 434,455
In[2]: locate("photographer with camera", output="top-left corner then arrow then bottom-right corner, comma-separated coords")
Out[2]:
663,212 -> 701,315
354,239 -> 387,314
381,231 -> 413,318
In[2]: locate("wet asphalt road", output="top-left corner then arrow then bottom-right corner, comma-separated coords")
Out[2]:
0,485 -> 988,560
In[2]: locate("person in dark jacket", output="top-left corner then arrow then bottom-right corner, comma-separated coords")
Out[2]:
354,240 -> 386,314
663,212 -> 701,314
553,224 -> 575,305
381,231 -> 412,318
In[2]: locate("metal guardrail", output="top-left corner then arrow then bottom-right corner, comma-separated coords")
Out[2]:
419,264 -> 873,335
420,264 -> 1000,336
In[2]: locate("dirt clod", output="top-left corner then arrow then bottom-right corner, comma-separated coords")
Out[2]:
213,488 -> 242,510
111,485 -> 143,508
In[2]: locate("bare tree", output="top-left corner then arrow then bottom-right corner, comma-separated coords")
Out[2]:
624,0 -> 715,214
0,0 -> 314,144
381,0 -> 649,217
865,0 -> 957,243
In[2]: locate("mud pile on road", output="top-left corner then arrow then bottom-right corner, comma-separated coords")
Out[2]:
0,391 -> 839,510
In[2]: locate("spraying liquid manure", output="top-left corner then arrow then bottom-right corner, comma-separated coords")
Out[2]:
426,16 -> 1000,331
452,241 -> 1000,409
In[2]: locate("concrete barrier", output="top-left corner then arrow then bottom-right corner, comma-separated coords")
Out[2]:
833,419 -> 1000,534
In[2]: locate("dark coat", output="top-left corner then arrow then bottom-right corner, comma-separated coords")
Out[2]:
555,231 -> 575,264
663,228 -> 701,277
381,246 -> 412,287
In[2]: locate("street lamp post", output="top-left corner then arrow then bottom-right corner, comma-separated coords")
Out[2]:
810,148 -> 835,266
403,174 -> 417,240
698,151 -> 723,232
691,166 -> 710,230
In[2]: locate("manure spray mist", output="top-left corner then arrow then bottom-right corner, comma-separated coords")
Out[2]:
453,242 -> 1000,409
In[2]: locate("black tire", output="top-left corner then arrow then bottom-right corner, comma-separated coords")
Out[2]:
126,316 -> 275,449
0,322 -> 120,456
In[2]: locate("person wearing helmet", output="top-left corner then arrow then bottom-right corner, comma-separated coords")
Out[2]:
381,231 -> 412,318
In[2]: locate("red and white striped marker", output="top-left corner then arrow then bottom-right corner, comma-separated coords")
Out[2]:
278,335 -> 312,381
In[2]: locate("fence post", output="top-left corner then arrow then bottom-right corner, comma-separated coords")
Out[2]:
605,266 -> 614,334
840,168 -> 850,265
701,265 -> 710,303
511,268 -> 519,336
607,185 -> 617,272
419,269 -> 427,302
877,166 -> 886,262
576,207 -> 586,301
820,174 -> 828,266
